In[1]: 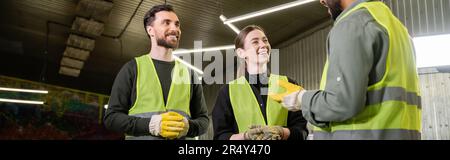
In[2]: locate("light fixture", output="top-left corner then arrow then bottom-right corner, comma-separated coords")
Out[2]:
76,0 -> 114,23
59,66 -> 81,77
223,0 -> 317,24
61,57 -> 85,69
173,45 -> 235,55
63,46 -> 91,61
59,0 -> 113,77
0,98 -> 44,105
172,55 -> 204,75
72,17 -> 105,37
413,34 -> 450,68
219,15 -> 240,34
67,34 -> 95,51
0,87 -> 48,94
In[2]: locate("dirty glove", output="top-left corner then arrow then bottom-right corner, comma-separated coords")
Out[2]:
243,125 -> 264,140
244,125 -> 284,140
260,126 -> 284,140
268,80 -> 304,102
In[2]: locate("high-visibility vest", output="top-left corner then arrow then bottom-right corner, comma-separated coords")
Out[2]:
229,74 -> 288,133
126,54 -> 191,140
314,1 -> 421,140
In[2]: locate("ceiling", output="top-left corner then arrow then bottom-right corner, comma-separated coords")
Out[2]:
0,0 -> 329,94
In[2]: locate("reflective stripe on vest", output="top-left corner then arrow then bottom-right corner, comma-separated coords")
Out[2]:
314,1 -> 421,140
229,74 -> 288,133
314,129 -> 421,140
126,55 -> 191,139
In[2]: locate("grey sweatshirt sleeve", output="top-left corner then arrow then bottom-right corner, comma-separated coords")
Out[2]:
301,9 -> 387,127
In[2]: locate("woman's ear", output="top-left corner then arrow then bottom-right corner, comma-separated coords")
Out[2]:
236,48 -> 246,59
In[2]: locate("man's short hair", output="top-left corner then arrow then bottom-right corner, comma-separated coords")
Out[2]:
143,4 -> 175,30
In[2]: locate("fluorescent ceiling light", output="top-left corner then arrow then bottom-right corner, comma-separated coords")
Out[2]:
220,15 -> 240,34
172,45 -> 235,75
0,87 -> 48,94
173,55 -> 204,75
413,34 -> 450,68
223,0 -> 317,24
173,45 -> 235,55
0,98 -> 44,105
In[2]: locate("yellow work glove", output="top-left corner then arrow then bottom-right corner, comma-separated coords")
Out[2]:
149,111 -> 187,139
268,80 -> 303,102
160,111 -> 188,139
175,116 -> 189,139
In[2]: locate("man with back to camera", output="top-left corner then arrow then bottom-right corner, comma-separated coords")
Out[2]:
270,0 -> 421,140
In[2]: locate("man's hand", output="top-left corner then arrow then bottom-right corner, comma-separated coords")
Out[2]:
280,90 -> 306,111
244,125 -> 263,140
268,80 -> 304,102
260,126 -> 284,140
268,80 -> 305,111
149,111 -> 188,139
244,125 -> 285,140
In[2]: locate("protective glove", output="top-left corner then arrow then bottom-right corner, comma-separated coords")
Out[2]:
260,126 -> 284,140
176,116 -> 189,139
244,125 -> 284,140
243,125 -> 264,140
268,80 -> 304,102
161,112 -> 188,139
279,89 -> 306,111
149,111 -> 186,139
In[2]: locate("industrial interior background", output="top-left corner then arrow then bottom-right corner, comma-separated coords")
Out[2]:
0,0 -> 449,140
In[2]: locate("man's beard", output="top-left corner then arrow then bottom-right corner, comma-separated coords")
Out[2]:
326,0 -> 344,21
157,38 -> 178,49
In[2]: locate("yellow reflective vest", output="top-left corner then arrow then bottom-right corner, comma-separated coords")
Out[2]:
127,55 -> 191,140
229,74 -> 289,133
315,1 -> 421,140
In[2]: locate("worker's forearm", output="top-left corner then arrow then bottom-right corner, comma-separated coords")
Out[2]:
186,115 -> 209,137
104,109 -> 151,135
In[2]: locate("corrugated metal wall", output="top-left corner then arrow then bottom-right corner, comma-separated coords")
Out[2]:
272,0 -> 450,140
279,0 -> 450,88
279,26 -> 331,89
384,0 -> 450,37
200,0 -> 450,140
419,73 -> 450,140
280,0 -> 450,89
